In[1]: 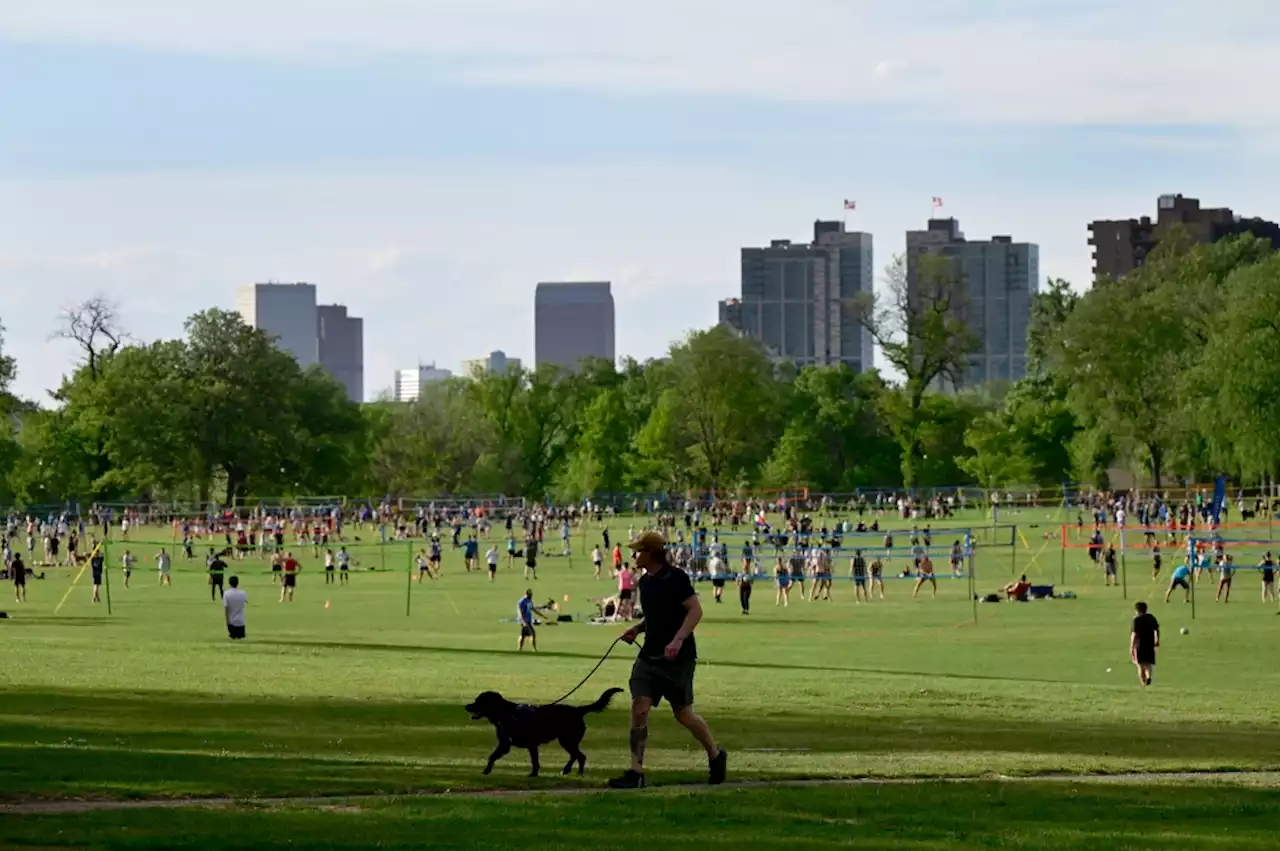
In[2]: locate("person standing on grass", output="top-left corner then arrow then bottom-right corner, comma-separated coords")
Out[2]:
1261,552 -> 1276,603
121,549 -> 135,589
223,575 -> 248,640
486,544 -> 499,582
429,535 -> 443,576
736,563 -> 753,615
337,546 -> 350,585
280,551 -> 299,603
851,549 -> 869,603
609,530 -> 726,789
1130,601 -> 1159,687
517,588 -> 538,652
11,551 -> 26,603
323,548 -> 336,585
912,554 -> 937,599
1103,545 -> 1119,587
592,545 -> 603,579
157,547 -> 172,587
524,535 -> 539,581
90,547 -> 105,604
1216,554 -> 1235,603
207,550 -> 226,601
617,559 -> 636,619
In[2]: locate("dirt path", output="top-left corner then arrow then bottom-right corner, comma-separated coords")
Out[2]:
4,770 -> 1279,815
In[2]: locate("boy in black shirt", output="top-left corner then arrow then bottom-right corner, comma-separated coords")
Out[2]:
1130,601 -> 1160,687
609,530 -> 726,789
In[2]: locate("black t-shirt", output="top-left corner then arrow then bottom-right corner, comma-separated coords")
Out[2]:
209,558 -> 226,576
638,565 -> 697,663
90,554 -> 104,573
1132,613 -> 1160,650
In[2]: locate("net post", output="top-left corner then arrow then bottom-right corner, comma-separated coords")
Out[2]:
405,539 -> 413,617
1190,537 -> 1197,621
1120,525 -> 1128,601
103,539 -> 113,616
1059,532 -> 1066,587
967,532 -> 977,624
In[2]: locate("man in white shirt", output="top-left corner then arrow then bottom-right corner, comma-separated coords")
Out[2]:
223,575 -> 248,640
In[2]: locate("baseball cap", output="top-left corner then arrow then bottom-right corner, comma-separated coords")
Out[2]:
627,530 -> 667,553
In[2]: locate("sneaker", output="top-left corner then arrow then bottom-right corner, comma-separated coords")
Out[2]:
708,749 -> 727,785
607,770 -> 646,789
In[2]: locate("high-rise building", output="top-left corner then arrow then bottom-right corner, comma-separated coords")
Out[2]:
720,220 -> 873,371
534,282 -> 615,371
317,304 -> 364,403
1088,194 -> 1280,281
235,283 -> 365,402
906,218 -> 1038,388
394,363 -> 453,402
461,350 -> 521,379
236,283 -> 319,367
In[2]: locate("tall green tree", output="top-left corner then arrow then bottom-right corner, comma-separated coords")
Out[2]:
852,253 -> 980,487
761,366 -> 897,492
658,327 -> 781,490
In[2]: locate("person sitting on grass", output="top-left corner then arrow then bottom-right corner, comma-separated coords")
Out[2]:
1004,574 -> 1032,601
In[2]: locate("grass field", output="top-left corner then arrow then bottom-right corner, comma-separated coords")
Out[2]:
4,509 -> 1280,849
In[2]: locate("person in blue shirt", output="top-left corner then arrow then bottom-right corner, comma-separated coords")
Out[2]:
1165,561 -> 1193,604
517,589 -> 540,652
464,536 -> 479,572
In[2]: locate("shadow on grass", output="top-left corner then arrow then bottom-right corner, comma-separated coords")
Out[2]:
2,686 -> 1279,802
263,639 -> 1068,685
2,781 -> 1280,850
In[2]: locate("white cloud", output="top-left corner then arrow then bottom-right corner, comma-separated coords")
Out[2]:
4,1 -> 1279,126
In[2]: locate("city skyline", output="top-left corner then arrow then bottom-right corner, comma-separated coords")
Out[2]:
5,2 -> 1278,400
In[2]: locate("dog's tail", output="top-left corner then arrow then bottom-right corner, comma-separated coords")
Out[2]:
579,687 -> 624,714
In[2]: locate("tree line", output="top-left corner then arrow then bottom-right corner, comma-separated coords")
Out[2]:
0,230 -> 1276,507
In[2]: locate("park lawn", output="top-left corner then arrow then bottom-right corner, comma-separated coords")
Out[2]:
3,511 -> 1280,807
2,782 -> 1280,850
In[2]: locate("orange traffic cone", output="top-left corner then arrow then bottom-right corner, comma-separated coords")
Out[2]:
324,600 -> 331,609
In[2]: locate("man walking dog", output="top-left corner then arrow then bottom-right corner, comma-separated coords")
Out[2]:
609,530 -> 726,789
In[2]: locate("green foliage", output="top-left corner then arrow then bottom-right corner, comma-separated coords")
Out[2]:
3,230 -> 1278,503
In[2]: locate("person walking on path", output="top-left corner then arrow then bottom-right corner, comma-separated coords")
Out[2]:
609,530 -> 726,789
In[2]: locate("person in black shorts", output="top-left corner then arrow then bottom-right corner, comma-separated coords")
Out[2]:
609,531 -> 726,789
90,548 -> 105,603
1130,601 -> 1160,687
208,551 -> 227,601
850,549 -> 869,603
1260,552 -> 1275,603
11,552 -> 26,603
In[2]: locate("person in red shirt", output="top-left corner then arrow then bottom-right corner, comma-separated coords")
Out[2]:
280,552 -> 300,603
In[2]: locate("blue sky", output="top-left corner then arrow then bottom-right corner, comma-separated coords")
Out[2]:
1,0 -> 1276,400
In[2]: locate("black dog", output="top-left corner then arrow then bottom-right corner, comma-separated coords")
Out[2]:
465,688 -> 623,777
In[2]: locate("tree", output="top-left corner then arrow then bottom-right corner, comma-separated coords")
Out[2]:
661,327 -> 781,490
1190,253 -> 1280,481
761,366 -> 897,492
1026,278 -> 1078,375
53,297 -> 127,382
851,253 -> 979,487
366,383 -> 495,495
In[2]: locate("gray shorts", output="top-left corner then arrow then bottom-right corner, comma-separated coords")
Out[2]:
630,654 -> 696,712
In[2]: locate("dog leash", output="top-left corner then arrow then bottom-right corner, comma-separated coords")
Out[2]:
546,636 -> 625,706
